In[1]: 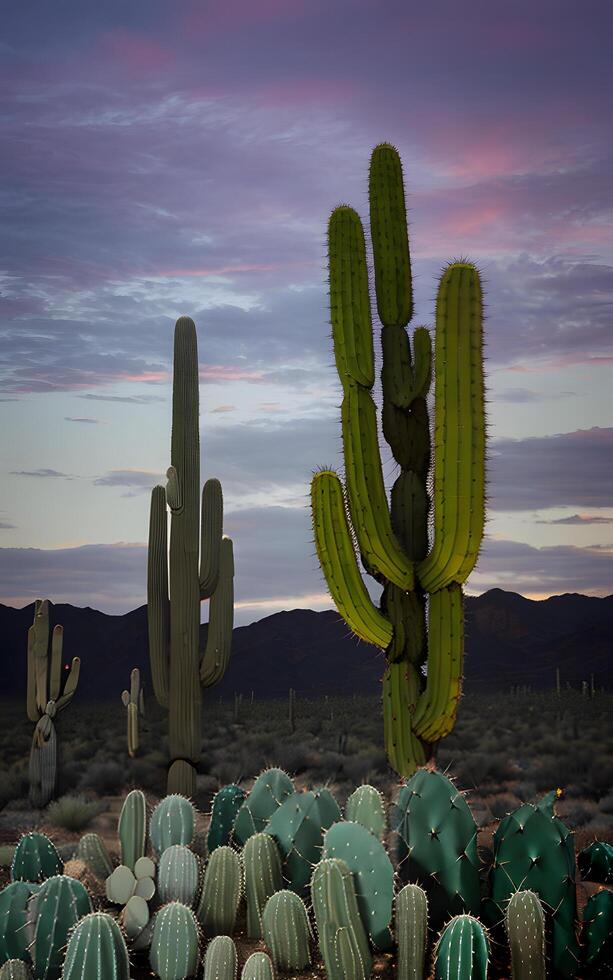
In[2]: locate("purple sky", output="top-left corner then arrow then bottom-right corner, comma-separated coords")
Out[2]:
1,0 -> 612,622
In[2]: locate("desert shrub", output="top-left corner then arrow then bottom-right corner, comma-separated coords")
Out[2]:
79,761 -> 125,795
0,845 -> 15,867
563,801 -> 595,828
598,792 -> 613,814
0,770 -> 28,810
489,795 -> 520,819
46,794 -> 104,831
514,781 -> 537,803
454,752 -> 513,790
274,743 -> 313,775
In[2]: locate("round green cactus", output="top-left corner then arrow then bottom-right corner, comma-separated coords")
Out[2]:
149,902 -> 200,980
197,845 -> 241,937
11,834 -> 62,884
150,794 -> 195,858
61,912 -> 130,980
262,890 -> 311,971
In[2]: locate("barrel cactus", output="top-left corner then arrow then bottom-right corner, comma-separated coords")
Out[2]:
505,890 -> 546,980
311,144 -> 486,776
197,845 -> 241,937
26,600 -> 80,806
262,890 -> 311,971
0,962 -> 33,980
396,883 -> 428,980
241,952 -> 274,980
203,936 -> 236,980
434,915 -> 489,980
148,316 -> 234,796
61,912 -> 130,980
75,833 -> 113,880
149,902 -> 200,980
150,794 -> 196,857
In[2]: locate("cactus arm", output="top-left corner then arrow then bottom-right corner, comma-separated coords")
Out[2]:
413,584 -> 463,741
200,536 -> 234,687
369,143 -> 413,327
311,471 -> 393,649
33,599 -> 49,713
418,263 -> 485,592
147,484 -> 170,709
328,206 -> 375,387
26,626 -> 40,722
49,625 -> 63,701
199,478 -> 223,599
55,657 -> 80,711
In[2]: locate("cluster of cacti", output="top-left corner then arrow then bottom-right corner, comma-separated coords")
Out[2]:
26,600 -> 81,806
311,144 -> 486,777
120,667 -> 144,757
1,768 -> 610,979
147,315 -> 235,796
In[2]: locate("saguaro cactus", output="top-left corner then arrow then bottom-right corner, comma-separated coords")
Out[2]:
311,144 -> 485,776
148,316 -> 234,796
121,667 -> 143,757
26,600 -> 80,806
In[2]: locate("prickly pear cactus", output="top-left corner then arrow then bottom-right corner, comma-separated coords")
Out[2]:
150,794 -> 195,857
505,890 -> 546,980
310,858 -> 372,980
158,845 -> 199,906
578,840 -> 613,885
197,845 -> 241,937
265,788 -> 340,894
396,883 -> 428,980
262,890 -> 312,971
208,785 -> 246,852
118,788 -> 147,871
242,833 -> 283,939
0,881 -> 39,964
241,952 -> 274,980
489,800 -> 580,978
323,819 -> 394,949
28,874 -> 92,980
11,833 -> 62,883
61,912 -> 130,980
582,889 -> 613,977
434,914 -> 489,980
392,769 -> 480,928
345,784 -> 386,840
75,833 -> 113,880
233,769 -> 294,846
203,935 -> 237,980
149,902 -> 200,980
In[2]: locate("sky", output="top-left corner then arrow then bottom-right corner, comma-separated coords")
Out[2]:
1,0 -> 612,625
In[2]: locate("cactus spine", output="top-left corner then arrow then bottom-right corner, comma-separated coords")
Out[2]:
26,600 -> 80,806
396,884 -> 428,980
148,316 -> 234,796
121,667 -> 143,757
505,890 -> 546,980
311,145 -> 485,776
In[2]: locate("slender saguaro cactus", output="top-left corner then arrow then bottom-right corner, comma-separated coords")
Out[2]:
311,144 -> 485,776
121,667 -> 143,757
26,599 -> 80,806
148,316 -> 234,796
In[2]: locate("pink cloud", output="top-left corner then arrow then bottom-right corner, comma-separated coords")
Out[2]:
99,30 -> 176,74
199,366 -> 265,382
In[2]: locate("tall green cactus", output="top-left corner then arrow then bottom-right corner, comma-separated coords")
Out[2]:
311,144 -> 485,776
121,667 -> 143,758
26,600 -> 80,806
148,316 -> 234,796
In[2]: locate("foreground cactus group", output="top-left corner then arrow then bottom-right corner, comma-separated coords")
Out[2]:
2,766 -> 609,979
311,144 -> 486,777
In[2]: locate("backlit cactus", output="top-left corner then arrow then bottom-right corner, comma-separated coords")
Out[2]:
505,890 -> 546,980
203,936 -> 237,980
323,820 -> 394,950
148,316 -> 234,796
61,912 -> 130,980
11,833 -> 62,883
242,833 -> 283,939
26,600 -> 80,806
434,915 -> 489,980
28,874 -> 92,980
311,144 -> 485,776
265,788 -> 340,895
396,883 -> 428,980
310,858 -> 372,980
197,845 -> 241,937
150,902 -> 200,980
150,794 -> 195,858
262,890 -> 311,972
392,769 -> 480,929
121,667 -> 143,758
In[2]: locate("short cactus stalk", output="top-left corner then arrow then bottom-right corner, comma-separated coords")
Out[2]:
203,935 -> 237,980
434,915 -> 490,980
61,912 -> 130,980
311,144 -> 486,777
197,845 -> 241,937
118,789 -> 147,871
505,890 -> 546,980
149,902 -> 200,980
310,858 -> 372,980
28,874 -> 92,980
242,833 -> 283,939
241,952 -> 274,980
0,962 -> 33,980
75,833 -> 113,880
261,890 -> 312,972
26,600 -> 80,806
121,667 -> 143,757
148,316 -> 234,796
396,883 -> 428,980
150,794 -> 196,858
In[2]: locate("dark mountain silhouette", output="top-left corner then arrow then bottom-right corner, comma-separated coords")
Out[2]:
1,589 -> 611,702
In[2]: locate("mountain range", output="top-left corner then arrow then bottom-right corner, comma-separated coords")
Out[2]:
1,589 -> 611,702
